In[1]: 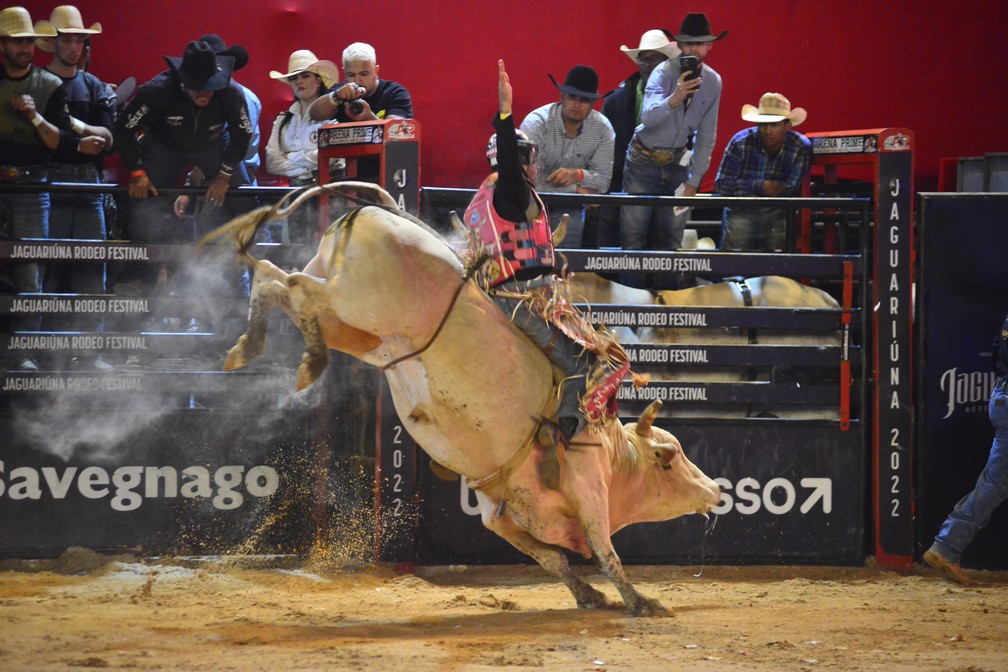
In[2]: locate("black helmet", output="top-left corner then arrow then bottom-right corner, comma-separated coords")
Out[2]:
486,130 -> 537,169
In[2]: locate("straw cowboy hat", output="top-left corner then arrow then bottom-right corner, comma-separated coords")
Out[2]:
198,34 -> 248,71
33,5 -> 101,53
741,92 -> 807,127
0,7 -> 56,38
620,29 -> 679,63
164,40 -> 234,92
270,49 -> 339,90
673,12 -> 728,42
548,64 -> 612,101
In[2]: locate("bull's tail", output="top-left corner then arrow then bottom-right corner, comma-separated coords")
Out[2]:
198,181 -> 402,266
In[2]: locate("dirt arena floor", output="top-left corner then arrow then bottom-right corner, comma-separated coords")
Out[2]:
1,548 -> 1007,671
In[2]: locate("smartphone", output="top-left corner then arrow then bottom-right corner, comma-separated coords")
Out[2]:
680,55 -> 701,81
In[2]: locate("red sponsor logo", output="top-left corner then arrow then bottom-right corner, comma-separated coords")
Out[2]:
882,132 -> 911,152
388,120 -> 417,140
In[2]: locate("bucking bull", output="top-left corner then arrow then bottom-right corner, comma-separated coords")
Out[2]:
208,183 -> 719,616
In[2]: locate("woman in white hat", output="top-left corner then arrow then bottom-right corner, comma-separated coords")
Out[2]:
265,49 -> 340,243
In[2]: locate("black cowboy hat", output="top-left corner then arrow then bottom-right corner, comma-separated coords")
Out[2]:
674,12 -> 728,42
164,40 -> 234,91
548,64 -> 612,101
198,33 -> 249,71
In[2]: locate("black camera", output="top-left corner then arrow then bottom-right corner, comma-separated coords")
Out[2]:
345,83 -> 366,115
679,55 -> 701,81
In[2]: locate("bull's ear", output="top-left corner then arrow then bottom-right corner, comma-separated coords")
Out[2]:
635,400 -> 663,436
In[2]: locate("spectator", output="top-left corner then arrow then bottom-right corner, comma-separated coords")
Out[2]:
520,64 -> 615,247
0,7 -> 73,371
308,42 -> 411,180
114,40 -> 252,303
620,12 -> 727,285
597,29 -> 678,248
309,42 -> 412,123
924,310 -> 1008,586
715,92 -> 811,251
36,6 -> 114,364
266,49 -> 340,243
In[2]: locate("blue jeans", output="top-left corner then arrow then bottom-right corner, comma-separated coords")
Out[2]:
1,189 -> 49,333
46,164 -> 107,305
932,384 -> 1008,562
620,144 -> 689,251
721,206 -> 787,251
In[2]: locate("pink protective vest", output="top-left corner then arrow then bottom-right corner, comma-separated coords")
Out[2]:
464,173 -> 554,287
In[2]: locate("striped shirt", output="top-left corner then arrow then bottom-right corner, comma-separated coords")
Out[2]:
520,103 -> 615,194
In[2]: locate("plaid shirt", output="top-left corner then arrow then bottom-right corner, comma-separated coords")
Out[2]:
520,102 -> 615,194
715,127 -> 812,196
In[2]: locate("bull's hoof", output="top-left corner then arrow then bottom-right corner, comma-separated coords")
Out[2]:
572,585 -> 613,610
295,353 -> 329,390
629,596 -> 672,618
223,339 -> 251,371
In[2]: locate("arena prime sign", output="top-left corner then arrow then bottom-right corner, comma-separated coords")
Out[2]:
317,119 -> 420,214
915,194 -> 1008,569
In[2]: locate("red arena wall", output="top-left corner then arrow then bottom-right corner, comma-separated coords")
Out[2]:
17,1 -> 1008,191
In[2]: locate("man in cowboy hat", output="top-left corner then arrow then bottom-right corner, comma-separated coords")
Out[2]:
596,29 -> 679,249
114,39 -> 253,297
0,6 -> 75,370
520,64 -> 615,247
620,12 -> 727,286
35,7 -> 116,352
715,92 -> 812,251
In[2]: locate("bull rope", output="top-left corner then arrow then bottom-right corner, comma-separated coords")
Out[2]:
379,272 -> 470,372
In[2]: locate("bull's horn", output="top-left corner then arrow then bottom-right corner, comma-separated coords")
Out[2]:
552,213 -> 570,246
448,210 -> 467,238
635,400 -> 663,436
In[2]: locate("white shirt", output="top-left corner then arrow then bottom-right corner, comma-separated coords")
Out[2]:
265,99 -> 335,180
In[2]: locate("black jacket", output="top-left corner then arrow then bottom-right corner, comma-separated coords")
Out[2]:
600,72 -> 643,193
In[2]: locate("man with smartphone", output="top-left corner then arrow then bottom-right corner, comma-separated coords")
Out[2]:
619,12 -> 727,288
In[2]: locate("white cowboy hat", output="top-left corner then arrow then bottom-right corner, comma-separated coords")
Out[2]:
0,7 -> 56,38
741,92 -> 807,127
270,49 -> 339,90
620,29 -> 679,63
34,5 -> 101,35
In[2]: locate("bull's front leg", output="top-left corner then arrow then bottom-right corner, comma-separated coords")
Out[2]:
567,481 -> 669,617
482,507 -> 614,610
224,260 -> 292,371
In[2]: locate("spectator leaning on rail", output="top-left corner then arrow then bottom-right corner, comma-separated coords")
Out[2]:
266,49 -> 340,243
924,310 -> 1008,586
714,92 -> 812,251
519,64 -> 615,248
35,6 -> 114,360
620,12 -> 726,284
115,40 -> 251,253
597,29 -> 678,249
0,7 -> 74,371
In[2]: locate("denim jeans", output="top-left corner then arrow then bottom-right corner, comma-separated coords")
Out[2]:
721,206 -> 787,251
1,190 -> 49,333
619,144 -> 689,251
932,384 -> 1008,562
492,280 -> 589,428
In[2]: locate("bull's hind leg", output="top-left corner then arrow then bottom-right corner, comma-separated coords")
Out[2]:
224,261 -> 292,371
482,509 -> 613,610
287,273 -> 332,390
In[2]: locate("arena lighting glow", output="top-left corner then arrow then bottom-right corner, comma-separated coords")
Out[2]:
0,461 -> 280,512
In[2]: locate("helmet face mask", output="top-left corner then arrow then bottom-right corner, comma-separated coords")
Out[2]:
486,131 -> 537,170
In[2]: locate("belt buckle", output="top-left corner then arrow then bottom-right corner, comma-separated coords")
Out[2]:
650,150 -> 675,166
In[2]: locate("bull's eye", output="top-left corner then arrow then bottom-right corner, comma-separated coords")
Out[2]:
654,450 -> 661,459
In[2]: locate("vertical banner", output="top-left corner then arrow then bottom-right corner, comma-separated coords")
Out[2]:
373,377 -> 417,565
916,194 -> 1008,569
873,139 -> 914,567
